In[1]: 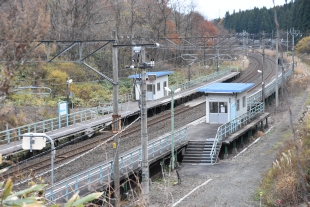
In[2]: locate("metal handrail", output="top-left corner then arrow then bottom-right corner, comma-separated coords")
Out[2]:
211,69 -> 294,164
0,103 -> 122,144
174,67 -> 236,90
44,127 -> 187,202
0,67 -> 235,144
210,102 -> 264,164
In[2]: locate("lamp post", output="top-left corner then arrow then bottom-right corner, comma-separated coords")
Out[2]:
164,86 -> 181,170
66,78 -> 72,114
22,133 -> 55,200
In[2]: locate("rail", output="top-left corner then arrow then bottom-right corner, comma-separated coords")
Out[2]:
174,67 -> 237,90
0,67 -> 235,144
0,103 -> 122,144
45,127 -> 187,202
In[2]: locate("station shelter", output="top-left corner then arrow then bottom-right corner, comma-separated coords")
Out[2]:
197,83 -> 254,124
128,71 -> 173,101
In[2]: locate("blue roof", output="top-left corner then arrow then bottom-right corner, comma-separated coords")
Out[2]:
128,71 -> 173,79
197,83 -> 254,93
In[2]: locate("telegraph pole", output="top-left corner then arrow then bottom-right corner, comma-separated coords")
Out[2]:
292,27 -> 295,72
276,29 -> 279,108
216,36 -> 219,72
140,48 -> 150,203
204,36 -> 206,65
112,30 -> 120,206
66,77 -> 70,114
290,28 -> 301,72
262,31 -> 265,110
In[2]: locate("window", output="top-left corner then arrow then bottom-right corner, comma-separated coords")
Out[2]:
209,102 -> 218,113
243,96 -> 246,108
157,82 -> 160,91
147,85 -> 153,92
236,99 -> 240,111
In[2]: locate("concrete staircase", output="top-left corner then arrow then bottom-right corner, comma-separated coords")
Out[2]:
182,139 -> 221,164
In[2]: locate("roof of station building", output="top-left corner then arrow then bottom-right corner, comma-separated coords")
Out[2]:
128,71 -> 173,79
197,83 -> 255,93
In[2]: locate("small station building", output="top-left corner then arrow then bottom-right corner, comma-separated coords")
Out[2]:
128,71 -> 173,101
197,83 -> 254,124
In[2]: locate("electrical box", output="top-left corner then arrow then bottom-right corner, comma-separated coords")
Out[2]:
148,74 -> 156,81
22,133 -> 47,150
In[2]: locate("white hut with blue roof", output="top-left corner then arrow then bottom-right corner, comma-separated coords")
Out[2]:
128,71 -> 173,101
197,83 -> 254,124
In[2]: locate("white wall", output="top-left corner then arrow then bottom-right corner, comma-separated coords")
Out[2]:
205,91 -> 248,123
133,75 -> 169,101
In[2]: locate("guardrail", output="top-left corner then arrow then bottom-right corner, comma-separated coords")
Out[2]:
0,103 -> 122,144
45,127 -> 187,202
210,102 -> 264,164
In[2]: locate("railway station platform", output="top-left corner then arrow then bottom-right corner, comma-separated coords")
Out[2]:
0,71 -> 240,156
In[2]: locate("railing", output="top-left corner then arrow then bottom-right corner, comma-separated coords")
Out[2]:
45,127 -> 187,202
0,103 -> 122,144
174,67 -> 237,91
210,69 -> 294,164
247,69 -> 293,104
0,67 -> 236,145
210,102 -> 265,164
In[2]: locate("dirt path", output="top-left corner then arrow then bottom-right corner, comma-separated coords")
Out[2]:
149,88 -> 309,206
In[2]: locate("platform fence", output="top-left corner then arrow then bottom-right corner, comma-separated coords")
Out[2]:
211,68 -> 294,164
43,127 -> 187,202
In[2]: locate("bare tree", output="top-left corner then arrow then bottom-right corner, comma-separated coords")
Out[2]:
0,0 -> 50,103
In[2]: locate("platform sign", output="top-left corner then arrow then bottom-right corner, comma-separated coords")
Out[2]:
22,133 -> 46,151
58,101 -> 68,128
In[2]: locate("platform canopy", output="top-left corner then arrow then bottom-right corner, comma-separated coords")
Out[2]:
128,71 -> 173,79
197,83 -> 254,93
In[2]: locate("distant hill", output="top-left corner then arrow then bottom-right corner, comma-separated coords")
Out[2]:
221,0 -> 310,35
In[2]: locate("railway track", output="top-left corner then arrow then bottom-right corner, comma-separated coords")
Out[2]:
5,52 -> 277,183
3,103 -> 204,182
234,53 -> 275,92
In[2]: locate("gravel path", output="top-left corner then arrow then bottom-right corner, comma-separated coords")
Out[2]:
149,90 -> 309,207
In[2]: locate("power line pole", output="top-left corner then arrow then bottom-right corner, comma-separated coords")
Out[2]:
276,29 -> 279,108
112,30 -> 120,206
289,28 -> 302,72
141,47 -> 149,204
66,77 -> 70,115
262,31 -> 265,111
203,36 -> 206,66
216,36 -> 219,72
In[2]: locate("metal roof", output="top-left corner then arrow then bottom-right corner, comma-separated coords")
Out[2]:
128,71 -> 173,79
197,83 -> 255,93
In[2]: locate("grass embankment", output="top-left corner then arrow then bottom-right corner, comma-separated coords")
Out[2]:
258,55 -> 310,206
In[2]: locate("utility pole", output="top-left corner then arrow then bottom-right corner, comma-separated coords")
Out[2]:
203,36 -> 206,66
216,36 -> 219,72
262,31 -> 265,110
66,77 -> 70,115
286,29 -> 289,55
290,28 -> 302,72
275,29 -> 279,108
242,31 -> 245,68
140,52 -> 149,204
171,86 -> 175,170
112,30 -> 120,206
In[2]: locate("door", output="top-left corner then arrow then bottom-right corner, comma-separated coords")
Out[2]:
209,102 -> 228,124
230,103 -> 237,133
146,84 -> 154,100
